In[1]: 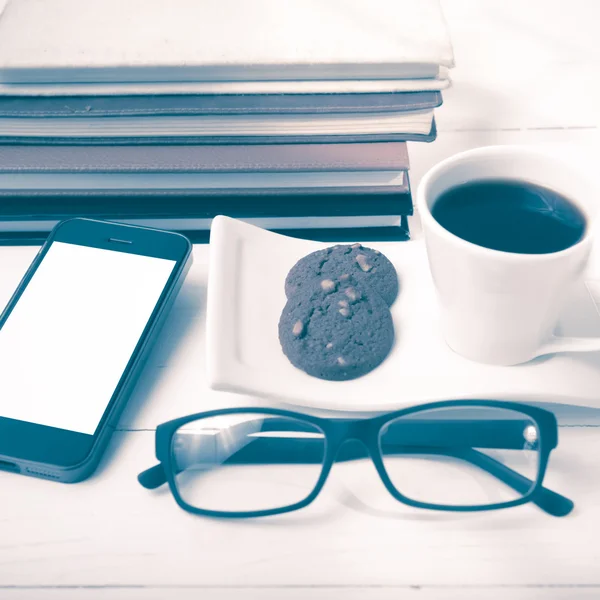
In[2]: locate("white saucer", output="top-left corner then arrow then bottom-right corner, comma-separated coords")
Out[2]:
206,216 -> 600,412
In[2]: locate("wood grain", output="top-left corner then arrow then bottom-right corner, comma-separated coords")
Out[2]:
0,428 -> 598,591
0,1 -> 599,598
1,588 -> 600,600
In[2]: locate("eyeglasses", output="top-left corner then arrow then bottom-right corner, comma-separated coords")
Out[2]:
138,400 -> 573,518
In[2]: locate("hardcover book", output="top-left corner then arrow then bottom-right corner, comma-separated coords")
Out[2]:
0,143 -> 410,173
0,0 -> 453,84
0,91 -> 443,117
0,119 -> 437,145
0,76 -> 451,96
0,111 -> 435,138
0,191 -> 412,244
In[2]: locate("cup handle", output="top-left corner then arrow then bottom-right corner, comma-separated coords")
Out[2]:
537,335 -> 600,357
535,274 -> 600,358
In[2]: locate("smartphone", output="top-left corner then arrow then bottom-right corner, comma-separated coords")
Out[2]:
0,218 -> 192,483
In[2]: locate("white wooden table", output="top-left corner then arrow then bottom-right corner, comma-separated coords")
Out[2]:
1,2 -> 600,599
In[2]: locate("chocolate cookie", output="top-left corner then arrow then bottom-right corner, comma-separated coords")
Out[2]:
279,278 -> 394,381
284,243 -> 399,306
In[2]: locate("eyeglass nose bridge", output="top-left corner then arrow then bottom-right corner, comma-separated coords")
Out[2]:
326,419 -> 381,462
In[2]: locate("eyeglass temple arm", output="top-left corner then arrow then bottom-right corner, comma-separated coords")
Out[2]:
138,463 -> 167,489
393,446 -> 572,517
137,434 -> 322,489
466,448 -> 573,517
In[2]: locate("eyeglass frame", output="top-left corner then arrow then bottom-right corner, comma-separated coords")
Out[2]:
138,399 -> 573,519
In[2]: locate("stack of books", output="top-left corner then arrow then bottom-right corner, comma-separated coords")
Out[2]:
0,0 -> 453,243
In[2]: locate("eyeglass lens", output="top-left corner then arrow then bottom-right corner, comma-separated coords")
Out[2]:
379,406 -> 540,507
171,413 -> 326,513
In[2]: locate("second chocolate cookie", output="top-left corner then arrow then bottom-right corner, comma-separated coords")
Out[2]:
279,278 -> 395,381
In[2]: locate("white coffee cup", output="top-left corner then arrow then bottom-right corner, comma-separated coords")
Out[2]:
417,145 -> 600,366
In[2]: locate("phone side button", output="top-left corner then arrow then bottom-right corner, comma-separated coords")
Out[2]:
0,459 -> 20,473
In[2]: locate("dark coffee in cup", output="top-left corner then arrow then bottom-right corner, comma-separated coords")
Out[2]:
432,179 -> 586,254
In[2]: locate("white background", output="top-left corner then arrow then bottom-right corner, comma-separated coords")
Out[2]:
0,1 -> 599,599
0,242 -> 175,434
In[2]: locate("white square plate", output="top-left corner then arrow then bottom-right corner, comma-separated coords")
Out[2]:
206,216 -> 600,413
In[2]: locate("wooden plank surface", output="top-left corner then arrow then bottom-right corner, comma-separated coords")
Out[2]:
0,428 -> 598,595
2,590 -> 600,600
1,590 -> 600,600
1,1 -> 600,598
437,0 -> 600,131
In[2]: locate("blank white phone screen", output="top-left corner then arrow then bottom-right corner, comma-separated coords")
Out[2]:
0,241 -> 176,435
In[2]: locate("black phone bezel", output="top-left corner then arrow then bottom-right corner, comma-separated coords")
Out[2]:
0,218 -> 192,478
